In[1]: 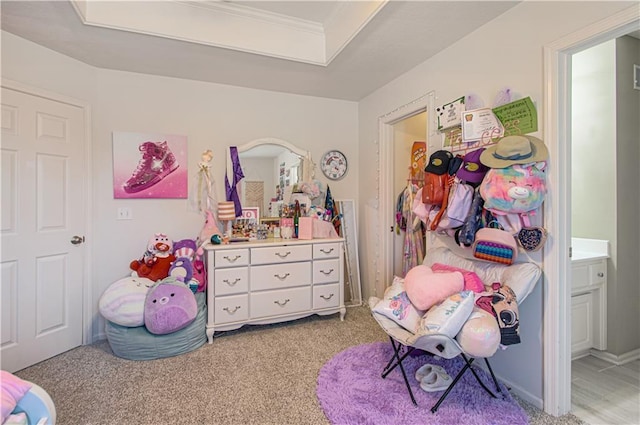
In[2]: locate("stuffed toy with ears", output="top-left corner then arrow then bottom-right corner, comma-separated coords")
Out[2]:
169,239 -> 197,285
144,277 -> 198,335
130,233 -> 175,282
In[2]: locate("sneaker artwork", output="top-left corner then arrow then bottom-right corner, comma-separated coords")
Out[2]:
123,141 -> 179,193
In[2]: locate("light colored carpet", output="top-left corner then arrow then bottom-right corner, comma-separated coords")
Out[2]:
14,306 -> 584,424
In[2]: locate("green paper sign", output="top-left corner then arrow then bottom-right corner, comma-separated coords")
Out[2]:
492,97 -> 538,136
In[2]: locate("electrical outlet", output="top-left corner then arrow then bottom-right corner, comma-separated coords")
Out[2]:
117,207 -> 133,220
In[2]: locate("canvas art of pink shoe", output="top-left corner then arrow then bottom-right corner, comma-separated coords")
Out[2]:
123,141 -> 179,193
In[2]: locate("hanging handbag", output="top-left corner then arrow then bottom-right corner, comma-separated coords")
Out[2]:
517,213 -> 548,252
472,222 -> 518,265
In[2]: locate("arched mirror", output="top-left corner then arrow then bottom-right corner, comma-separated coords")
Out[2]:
227,138 -> 314,218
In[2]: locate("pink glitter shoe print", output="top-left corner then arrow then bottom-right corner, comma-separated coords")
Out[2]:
123,141 -> 179,193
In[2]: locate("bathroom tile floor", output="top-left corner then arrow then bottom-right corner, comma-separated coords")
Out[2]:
572,355 -> 639,424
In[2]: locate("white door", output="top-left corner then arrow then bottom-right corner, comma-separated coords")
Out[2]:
1,86 -> 86,372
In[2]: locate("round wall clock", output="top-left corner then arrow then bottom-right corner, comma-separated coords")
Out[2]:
320,150 -> 348,180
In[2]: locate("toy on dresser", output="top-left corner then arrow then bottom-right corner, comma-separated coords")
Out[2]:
130,233 -> 176,282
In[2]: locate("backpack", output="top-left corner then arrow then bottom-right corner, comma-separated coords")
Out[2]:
479,163 -> 547,215
422,173 -> 447,206
421,150 -> 453,206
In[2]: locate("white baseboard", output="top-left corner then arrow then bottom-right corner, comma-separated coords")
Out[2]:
498,374 -> 544,410
589,347 -> 640,366
472,362 -> 544,410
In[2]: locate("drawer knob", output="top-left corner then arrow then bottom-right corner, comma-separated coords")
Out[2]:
223,306 -> 241,314
320,269 -> 334,276
320,248 -> 334,254
274,299 -> 290,307
223,255 -> 241,263
275,251 -> 291,259
274,273 -> 291,280
320,293 -> 334,301
597,272 -> 604,278
223,278 -> 241,286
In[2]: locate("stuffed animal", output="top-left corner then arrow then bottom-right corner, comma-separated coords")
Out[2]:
479,163 -> 547,215
130,233 -> 175,282
197,210 -> 223,252
169,238 -> 197,286
307,205 -> 326,220
173,238 -> 197,260
99,276 -> 155,327
144,277 -> 198,335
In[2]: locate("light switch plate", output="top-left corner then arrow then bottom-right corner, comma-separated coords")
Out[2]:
117,207 -> 133,220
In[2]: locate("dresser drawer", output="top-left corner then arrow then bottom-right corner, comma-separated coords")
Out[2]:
250,287 -> 311,319
251,244 -> 311,265
313,283 -> 340,310
250,262 -> 311,291
215,267 -> 249,296
313,242 -> 341,259
313,259 -> 340,284
214,294 -> 249,324
214,249 -> 249,268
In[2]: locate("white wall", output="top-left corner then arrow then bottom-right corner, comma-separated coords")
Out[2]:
357,0 -> 636,408
2,31 -> 358,340
571,41 -> 616,240
613,35 -> 640,356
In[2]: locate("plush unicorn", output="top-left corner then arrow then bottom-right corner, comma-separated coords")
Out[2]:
479,163 -> 546,215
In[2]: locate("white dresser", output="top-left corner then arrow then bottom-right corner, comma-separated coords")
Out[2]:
204,238 -> 346,343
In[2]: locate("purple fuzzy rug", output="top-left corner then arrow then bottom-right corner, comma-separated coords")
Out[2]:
317,342 -> 528,425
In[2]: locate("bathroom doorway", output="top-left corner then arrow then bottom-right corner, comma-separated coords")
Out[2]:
543,4 -> 639,417
569,35 -> 640,425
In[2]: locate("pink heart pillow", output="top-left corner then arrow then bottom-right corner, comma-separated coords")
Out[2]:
404,265 -> 464,310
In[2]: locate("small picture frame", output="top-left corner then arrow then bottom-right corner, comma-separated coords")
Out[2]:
239,207 -> 259,221
260,217 -> 281,226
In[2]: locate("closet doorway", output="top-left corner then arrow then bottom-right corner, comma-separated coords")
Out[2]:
376,92 -> 435,297
392,113 -> 427,277
543,4 -> 639,417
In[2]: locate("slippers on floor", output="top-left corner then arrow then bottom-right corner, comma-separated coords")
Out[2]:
419,370 -> 452,392
415,363 -> 448,383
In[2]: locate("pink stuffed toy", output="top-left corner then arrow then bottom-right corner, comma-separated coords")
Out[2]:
404,265 -> 464,310
197,210 -> 223,252
479,163 -> 546,215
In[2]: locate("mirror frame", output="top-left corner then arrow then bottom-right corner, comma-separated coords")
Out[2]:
226,137 -> 312,181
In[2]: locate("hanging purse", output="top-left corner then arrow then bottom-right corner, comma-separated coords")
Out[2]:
517,213 -> 548,252
472,222 -> 518,265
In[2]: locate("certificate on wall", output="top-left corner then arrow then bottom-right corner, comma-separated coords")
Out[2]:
461,108 -> 504,143
492,96 -> 538,136
436,96 -> 465,131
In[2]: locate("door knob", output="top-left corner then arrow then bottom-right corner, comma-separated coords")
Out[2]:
70,235 -> 85,245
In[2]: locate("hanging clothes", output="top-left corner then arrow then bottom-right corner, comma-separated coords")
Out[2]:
399,182 -> 425,276
225,146 -> 244,217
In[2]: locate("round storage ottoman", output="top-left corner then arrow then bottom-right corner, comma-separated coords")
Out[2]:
105,292 -> 206,360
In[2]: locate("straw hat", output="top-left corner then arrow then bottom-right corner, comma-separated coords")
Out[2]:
479,135 -> 548,168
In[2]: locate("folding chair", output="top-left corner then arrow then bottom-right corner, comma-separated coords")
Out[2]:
369,247 -> 541,413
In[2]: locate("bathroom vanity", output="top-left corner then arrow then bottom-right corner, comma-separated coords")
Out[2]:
571,238 -> 608,358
